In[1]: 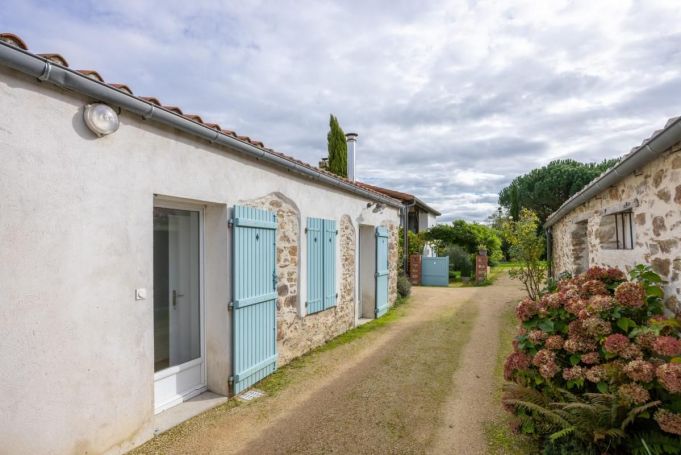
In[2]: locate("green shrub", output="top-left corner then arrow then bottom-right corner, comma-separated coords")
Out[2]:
397,273 -> 411,297
541,436 -> 595,455
446,245 -> 473,278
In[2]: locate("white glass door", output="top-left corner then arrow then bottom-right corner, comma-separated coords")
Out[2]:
153,205 -> 205,413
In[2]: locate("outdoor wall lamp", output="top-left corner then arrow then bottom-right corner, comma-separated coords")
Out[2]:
83,103 -> 119,136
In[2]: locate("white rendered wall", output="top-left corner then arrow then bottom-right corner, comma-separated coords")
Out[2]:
0,66 -> 399,454
418,210 -> 436,232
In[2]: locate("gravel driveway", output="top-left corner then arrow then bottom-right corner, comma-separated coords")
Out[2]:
133,274 -> 524,455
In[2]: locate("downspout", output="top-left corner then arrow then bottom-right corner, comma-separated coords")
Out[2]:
402,200 -> 417,274
546,227 -> 553,278
0,43 -> 403,210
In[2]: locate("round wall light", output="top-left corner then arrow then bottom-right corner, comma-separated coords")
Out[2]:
83,103 -> 119,137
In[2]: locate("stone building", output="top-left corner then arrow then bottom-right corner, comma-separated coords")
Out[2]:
545,116 -> 681,317
0,33 -> 401,454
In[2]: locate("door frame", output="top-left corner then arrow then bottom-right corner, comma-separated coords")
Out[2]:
153,199 -> 207,413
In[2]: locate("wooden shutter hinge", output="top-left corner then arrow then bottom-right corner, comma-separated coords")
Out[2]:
228,219 -> 234,228
228,301 -> 234,310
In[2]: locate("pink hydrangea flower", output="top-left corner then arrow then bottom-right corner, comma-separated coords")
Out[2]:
564,336 -> 597,354
533,349 -> 559,379
528,330 -> 548,344
618,383 -> 650,405
587,295 -> 614,314
623,359 -> 655,382
635,332 -> 657,350
539,362 -> 560,379
516,298 -> 538,322
562,366 -> 585,381
581,352 -> 601,365
655,409 -> 681,436
503,351 -> 532,381
604,333 -> 630,355
652,336 -> 681,357
542,293 -> 563,310
614,281 -> 646,309
656,363 -> 681,394
585,365 -> 607,383
565,298 -> 587,316
621,344 -> 643,360
545,335 -> 565,350
581,279 -> 608,297
582,317 -> 612,337
584,266 -> 626,283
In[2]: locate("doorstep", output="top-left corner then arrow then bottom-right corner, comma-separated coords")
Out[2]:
357,318 -> 373,326
153,391 -> 228,435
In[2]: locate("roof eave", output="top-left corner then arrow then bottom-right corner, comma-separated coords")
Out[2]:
544,116 -> 681,228
0,41 -> 402,209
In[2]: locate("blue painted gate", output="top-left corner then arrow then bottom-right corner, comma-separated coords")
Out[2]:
231,205 -> 277,395
422,257 -> 449,286
375,226 -> 389,317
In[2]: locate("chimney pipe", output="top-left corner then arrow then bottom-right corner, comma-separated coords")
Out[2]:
345,132 -> 358,181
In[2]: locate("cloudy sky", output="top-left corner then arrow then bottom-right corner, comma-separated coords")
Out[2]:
3,1 -> 681,221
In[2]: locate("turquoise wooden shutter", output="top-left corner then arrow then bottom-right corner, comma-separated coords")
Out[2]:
375,226 -> 389,317
323,219 -> 337,309
306,218 -> 324,314
231,205 -> 277,394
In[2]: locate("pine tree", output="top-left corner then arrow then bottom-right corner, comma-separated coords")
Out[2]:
327,114 -> 348,178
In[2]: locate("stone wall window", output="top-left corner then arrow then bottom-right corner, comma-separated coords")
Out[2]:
599,210 -> 634,250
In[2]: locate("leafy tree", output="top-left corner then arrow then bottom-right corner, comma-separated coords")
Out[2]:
398,228 -> 427,258
327,114 -> 348,178
501,209 -> 546,300
499,159 -> 619,225
424,220 -> 503,263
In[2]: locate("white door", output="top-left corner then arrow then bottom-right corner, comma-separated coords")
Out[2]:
153,205 -> 205,413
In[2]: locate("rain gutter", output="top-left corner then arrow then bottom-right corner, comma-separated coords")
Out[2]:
544,116 -> 681,228
0,42 -> 402,209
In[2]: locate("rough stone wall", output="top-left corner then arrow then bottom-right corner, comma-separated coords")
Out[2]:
382,221 -> 399,306
552,142 -> 681,316
241,193 -> 356,365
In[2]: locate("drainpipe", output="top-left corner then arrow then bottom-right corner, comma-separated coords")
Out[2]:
546,227 -> 553,278
402,200 -> 417,274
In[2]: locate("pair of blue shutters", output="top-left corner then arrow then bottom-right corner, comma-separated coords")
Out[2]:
306,218 -> 337,314
375,226 -> 389,317
231,205 -> 277,395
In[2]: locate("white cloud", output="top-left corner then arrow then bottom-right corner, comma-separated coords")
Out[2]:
3,0 -> 681,220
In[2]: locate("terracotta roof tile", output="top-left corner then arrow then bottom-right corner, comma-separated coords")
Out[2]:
140,96 -> 161,106
77,69 -> 104,82
183,114 -> 204,123
0,33 -> 28,50
109,83 -> 133,95
38,53 -> 69,67
0,31 -> 400,206
163,105 -> 184,115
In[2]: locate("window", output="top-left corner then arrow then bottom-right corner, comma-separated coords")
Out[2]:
599,210 -> 634,250
306,217 -> 337,314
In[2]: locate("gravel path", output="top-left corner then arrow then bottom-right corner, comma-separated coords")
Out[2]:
133,274 -> 524,455
430,273 -> 524,454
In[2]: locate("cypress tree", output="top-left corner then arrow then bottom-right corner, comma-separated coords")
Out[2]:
327,114 -> 348,178
510,184 -> 520,221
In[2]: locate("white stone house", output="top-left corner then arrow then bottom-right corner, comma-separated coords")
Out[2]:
545,117 -> 681,317
0,33 -> 401,454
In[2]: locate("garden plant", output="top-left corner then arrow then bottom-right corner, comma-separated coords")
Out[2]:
502,265 -> 681,454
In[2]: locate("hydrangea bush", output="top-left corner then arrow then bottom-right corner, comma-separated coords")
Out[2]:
503,265 -> 681,453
